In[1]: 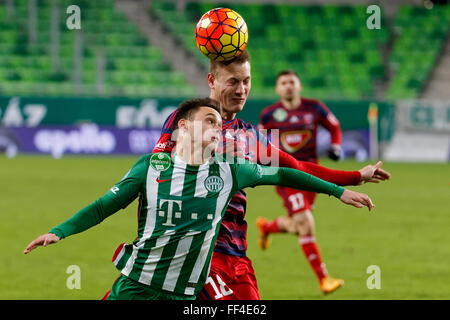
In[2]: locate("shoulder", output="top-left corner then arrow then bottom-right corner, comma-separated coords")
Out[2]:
261,102 -> 282,113
141,152 -> 171,168
130,153 -> 151,171
214,153 -> 250,169
301,97 -> 323,107
119,153 -> 154,181
147,152 -> 171,161
260,102 -> 282,117
228,118 -> 258,133
301,97 -> 329,115
233,118 -> 269,144
239,118 -> 257,130
260,102 -> 283,125
161,109 -> 179,133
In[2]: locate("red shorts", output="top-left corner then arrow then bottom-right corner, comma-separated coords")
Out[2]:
276,186 -> 317,216
197,251 -> 260,300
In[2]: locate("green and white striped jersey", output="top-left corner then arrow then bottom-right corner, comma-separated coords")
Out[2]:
49,152 -> 343,297
113,152 -> 241,296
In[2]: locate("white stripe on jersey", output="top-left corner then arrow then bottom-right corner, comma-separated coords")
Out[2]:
140,165 -> 161,243
194,164 -> 210,198
122,164 -> 160,277
112,245 -> 125,266
327,113 -> 339,126
162,230 -> 201,292
139,229 -> 175,285
184,162 -> 233,295
170,156 -> 187,196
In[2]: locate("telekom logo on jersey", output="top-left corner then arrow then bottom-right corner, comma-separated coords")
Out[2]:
157,199 -> 213,227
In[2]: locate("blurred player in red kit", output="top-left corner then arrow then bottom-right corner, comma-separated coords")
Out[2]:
257,69 -> 347,294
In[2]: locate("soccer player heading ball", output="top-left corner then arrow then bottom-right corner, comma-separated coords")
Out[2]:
24,97 -> 377,300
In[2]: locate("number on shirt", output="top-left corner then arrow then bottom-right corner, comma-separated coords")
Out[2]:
288,192 -> 305,211
205,275 -> 233,299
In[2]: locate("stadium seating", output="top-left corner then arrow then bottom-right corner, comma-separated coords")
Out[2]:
150,1 -> 390,100
1,1 -> 448,100
386,5 -> 450,99
150,1 -> 449,101
0,0 -> 196,97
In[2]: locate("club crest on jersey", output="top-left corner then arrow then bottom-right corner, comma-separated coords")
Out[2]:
204,175 -> 224,193
273,108 -> 288,122
150,152 -> 171,171
280,130 -> 312,153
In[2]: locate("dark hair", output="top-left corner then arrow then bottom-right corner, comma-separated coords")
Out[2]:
276,69 -> 299,82
173,97 -> 221,130
209,50 -> 250,76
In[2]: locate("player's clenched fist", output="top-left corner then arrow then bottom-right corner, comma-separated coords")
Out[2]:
24,233 -> 60,254
340,189 -> 374,211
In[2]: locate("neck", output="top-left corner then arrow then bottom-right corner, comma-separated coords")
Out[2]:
176,137 -> 212,166
281,96 -> 301,110
221,111 -> 235,121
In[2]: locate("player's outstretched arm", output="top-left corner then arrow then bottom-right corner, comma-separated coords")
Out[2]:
276,144 -> 390,186
236,162 -> 375,212
23,155 -> 147,255
24,233 -> 60,254
358,161 -> 391,184
262,141 -> 362,185
339,189 -> 374,211
273,167 -> 375,212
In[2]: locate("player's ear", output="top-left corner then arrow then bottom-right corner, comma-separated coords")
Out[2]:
207,73 -> 215,89
177,118 -> 188,132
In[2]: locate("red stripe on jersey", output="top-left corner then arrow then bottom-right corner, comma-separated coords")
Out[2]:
165,110 -> 178,129
111,242 -> 125,262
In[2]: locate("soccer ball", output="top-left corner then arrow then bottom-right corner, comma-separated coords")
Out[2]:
195,8 -> 248,61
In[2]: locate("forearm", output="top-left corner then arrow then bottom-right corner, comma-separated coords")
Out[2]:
278,148 -> 360,186
296,161 -> 361,186
258,140 -> 360,186
259,167 -> 345,199
326,124 -> 342,146
49,197 -> 122,239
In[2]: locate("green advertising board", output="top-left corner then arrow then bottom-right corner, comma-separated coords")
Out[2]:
0,96 -> 395,141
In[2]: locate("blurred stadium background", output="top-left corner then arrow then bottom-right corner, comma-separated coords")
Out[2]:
0,0 -> 449,300
0,0 -> 449,161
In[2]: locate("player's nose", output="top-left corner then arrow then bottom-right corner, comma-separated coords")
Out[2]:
235,82 -> 245,95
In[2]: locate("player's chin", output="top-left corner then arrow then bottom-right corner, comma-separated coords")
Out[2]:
283,93 -> 294,101
204,140 -> 219,155
229,99 -> 246,112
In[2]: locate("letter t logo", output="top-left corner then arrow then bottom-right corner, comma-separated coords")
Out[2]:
158,199 -> 182,226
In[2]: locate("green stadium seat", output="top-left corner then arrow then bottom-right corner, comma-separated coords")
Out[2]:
0,0 -> 194,98
386,4 -> 449,99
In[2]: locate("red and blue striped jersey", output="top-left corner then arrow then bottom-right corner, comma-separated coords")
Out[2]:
259,97 -> 342,163
153,111 -> 271,257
